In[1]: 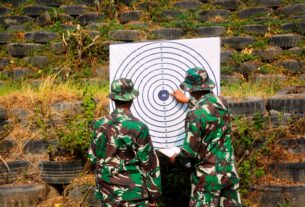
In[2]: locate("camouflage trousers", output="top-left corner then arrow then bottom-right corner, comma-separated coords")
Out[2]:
189,170 -> 241,207
101,200 -> 149,207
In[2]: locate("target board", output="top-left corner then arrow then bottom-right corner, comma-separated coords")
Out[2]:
110,38 -> 220,149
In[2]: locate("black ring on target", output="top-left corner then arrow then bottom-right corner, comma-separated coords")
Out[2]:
133,66 -> 185,108
136,82 -> 187,125
152,84 -> 174,107
111,40 -> 219,147
132,63 -> 186,88
126,56 -> 191,81
138,76 -> 187,121
153,137 -> 185,144
113,42 -> 218,87
144,79 -> 186,119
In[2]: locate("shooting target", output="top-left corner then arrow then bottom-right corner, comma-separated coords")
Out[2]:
110,38 -> 220,148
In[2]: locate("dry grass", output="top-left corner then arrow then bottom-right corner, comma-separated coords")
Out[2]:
221,76 -> 305,100
0,76 -> 109,143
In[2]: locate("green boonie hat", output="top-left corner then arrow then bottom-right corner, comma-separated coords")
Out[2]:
109,78 -> 139,101
180,67 -> 215,92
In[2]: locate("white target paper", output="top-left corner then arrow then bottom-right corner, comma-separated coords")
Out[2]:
110,38 -> 220,149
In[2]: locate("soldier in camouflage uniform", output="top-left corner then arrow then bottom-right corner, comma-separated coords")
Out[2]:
88,78 -> 161,207
171,67 -> 241,207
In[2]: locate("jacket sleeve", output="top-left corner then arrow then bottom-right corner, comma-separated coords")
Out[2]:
136,125 -> 162,202
176,112 -> 205,167
88,124 -> 98,167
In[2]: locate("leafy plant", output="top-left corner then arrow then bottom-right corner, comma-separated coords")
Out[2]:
55,87 -> 96,160
63,25 -> 100,62
231,51 -> 258,64
232,114 -> 272,198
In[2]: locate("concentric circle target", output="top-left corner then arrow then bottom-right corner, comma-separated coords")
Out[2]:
110,40 -> 219,148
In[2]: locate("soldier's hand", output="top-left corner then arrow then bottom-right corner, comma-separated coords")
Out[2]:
149,202 -> 156,207
170,90 -> 189,104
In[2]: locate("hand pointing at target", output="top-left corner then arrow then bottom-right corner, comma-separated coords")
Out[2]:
171,90 -> 189,104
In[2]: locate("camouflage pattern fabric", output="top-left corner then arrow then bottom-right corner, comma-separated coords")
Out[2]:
88,108 -> 161,204
180,67 -> 215,92
109,78 -> 139,101
177,93 -> 241,207
101,199 -> 149,207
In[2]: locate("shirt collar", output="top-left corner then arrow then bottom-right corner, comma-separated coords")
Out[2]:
111,108 -> 133,117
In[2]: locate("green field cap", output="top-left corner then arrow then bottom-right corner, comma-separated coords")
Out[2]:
180,67 -> 215,92
109,78 -> 139,101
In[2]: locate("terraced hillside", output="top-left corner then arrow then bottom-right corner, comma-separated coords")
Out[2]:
0,0 -> 304,206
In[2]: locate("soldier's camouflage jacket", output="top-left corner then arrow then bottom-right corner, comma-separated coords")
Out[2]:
88,108 -> 161,203
178,92 -> 240,193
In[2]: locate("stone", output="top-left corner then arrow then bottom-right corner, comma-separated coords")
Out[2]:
95,65 -> 109,79
61,24 -> 77,30
68,185 -> 99,206
4,68 -> 33,80
138,2 -> 157,10
222,36 -> 255,50
161,10 -> 184,20
0,139 -> 15,154
174,0 -> 202,10
0,15 -> 33,28
198,9 -> 231,22
36,14 -> 52,26
87,30 -> 100,39
7,43 -> 43,57
85,23 -> 105,30
23,139 -> 50,154
268,34 -> 303,49
276,3 -> 305,16
119,10 -> 142,24
221,48 -> 233,64
252,0 -> 283,8
241,25 -> 268,35
237,61 -> 261,75
23,6 -> 51,17
119,0 -> 135,6
0,107 -> 7,121
278,59 -> 303,74
251,74 -> 287,82
0,58 -> 9,69
51,101 -> 82,115
60,5 -> 87,17
50,42 -> 65,54
111,30 -> 145,41
76,13 -> 104,26
288,47 -> 302,55
10,108 -> 31,122
1,0 -> 26,6
252,16 -> 275,24
25,31 -> 59,43
252,46 -> 283,62
196,26 -> 225,37
27,79 -> 42,87
282,22 -> 305,35
291,15 -> 305,21
76,0 -> 96,5
213,0 -> 241,11
0,33 -> 12,44
6,25 -> 26,32
152,28 -> 185,40
35,0 -> 62,7
221,74 -> 243,84
237,7 -> 272,19
57,13 -> 74,22
24,56 -> 49,67
0,7 -> 10,16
